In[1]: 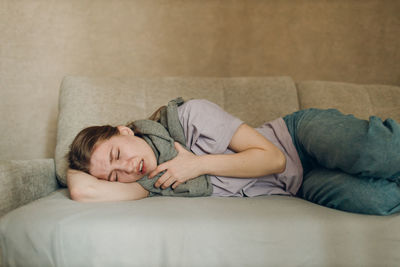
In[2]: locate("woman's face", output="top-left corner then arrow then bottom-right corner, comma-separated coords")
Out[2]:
89,126 -> 157,183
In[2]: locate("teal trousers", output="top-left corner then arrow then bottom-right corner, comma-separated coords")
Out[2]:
283,109 -> 400,215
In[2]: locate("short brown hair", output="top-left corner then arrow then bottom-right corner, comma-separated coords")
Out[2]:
68,125 -> 119,173
67,106 -> 161,174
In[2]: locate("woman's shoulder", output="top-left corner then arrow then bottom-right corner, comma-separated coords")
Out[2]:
178,98 -> 242,128
179,99 -> 222,114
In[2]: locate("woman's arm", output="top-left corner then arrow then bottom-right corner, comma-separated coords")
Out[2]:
67,169 -> 149,202
149,123 -> 286,189
200,123 -> 286,177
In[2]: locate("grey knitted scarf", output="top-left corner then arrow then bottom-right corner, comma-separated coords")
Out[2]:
129,97 -> 213,197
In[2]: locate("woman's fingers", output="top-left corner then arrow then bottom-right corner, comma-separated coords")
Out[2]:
149,163 -> 166,179
148,142 -> 183,179
154,170 -> 168,188
154,171 -> 176,189
150,142 -> 197,189
149,161 -> 176,189
161,176 -> 176,189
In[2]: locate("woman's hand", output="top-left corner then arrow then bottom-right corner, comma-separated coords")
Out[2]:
148,142 -> 202,189
148,124 -> 286,190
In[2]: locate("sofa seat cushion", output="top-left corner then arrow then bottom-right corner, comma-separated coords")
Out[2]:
55,76 -> 299,186
297,81 -> 400,121
1,190 -> 400,267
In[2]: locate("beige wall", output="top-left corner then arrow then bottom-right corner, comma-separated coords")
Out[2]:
1,0 -> 399,160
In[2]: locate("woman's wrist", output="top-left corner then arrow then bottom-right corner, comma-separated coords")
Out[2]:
196,154 -> 213,176
196,148 -> 286,178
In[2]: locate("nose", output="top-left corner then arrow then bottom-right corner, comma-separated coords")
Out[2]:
115,158 -> 136,174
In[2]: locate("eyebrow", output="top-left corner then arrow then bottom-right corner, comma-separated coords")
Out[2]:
107,147 -> 113,181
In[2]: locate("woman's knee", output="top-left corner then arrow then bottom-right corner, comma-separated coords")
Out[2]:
351,116 -> 400,179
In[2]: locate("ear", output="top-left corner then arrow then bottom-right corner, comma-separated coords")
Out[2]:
117,125 -> 134,136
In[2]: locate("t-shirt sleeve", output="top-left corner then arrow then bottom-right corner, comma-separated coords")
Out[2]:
177,99 -> 243,155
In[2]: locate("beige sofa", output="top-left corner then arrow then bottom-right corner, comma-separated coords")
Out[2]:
1,76 -> 399,267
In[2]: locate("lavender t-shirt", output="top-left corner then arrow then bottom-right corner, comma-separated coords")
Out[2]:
177,99 -> 303,197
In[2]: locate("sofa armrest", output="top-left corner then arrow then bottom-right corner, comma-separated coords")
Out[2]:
0,159 -> 59,218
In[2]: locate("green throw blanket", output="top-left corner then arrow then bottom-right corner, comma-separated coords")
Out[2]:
129,97 -> 213,197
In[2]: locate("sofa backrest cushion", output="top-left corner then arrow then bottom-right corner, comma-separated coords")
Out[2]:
297,81 -> 400,121
55,76 -> 299,186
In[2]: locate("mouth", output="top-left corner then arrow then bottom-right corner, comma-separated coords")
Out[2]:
139,159 -> 144,174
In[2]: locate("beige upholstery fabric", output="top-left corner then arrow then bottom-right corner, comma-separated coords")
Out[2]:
1,0 -> 400,162
0,159 -> 58,218
297,81 -> 400,121
2,189 -> 400,267
2,76 -> 400,267
55,76 -> 299,186
365,84 -> 400,122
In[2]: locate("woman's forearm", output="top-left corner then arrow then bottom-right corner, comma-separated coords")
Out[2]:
150,124 -> 288,189
197,147 -> 286,178
196,123 -> 287,178
67,169 -> 149,202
